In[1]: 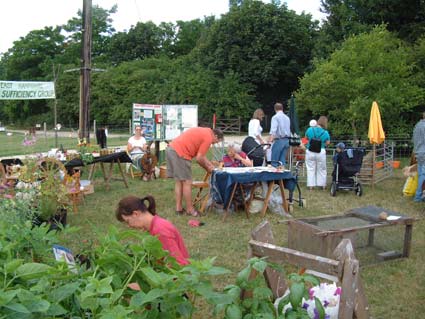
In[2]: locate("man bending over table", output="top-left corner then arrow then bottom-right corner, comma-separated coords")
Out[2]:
166,127 -> 224,217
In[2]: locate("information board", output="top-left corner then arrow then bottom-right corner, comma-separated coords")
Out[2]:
132,104 -> 198,141
132,104 -> 162,141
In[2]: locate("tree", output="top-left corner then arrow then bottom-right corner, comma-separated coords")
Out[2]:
0,27 -> 65,124
199,0 -> 318,111
106,21 -> 163,65
61,4 -> 117,64
88,55 -> 257,125
320,0 -> 425,43
296,26 -> 425,137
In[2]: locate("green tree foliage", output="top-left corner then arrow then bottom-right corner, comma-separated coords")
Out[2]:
106,21 -> 164,64
199,0 -> 318,109
319,0 -> 425,46
0,5 -> 116,126
62,4 -> 117,64
296,26 -> 425,137
106,18 -> 215,64
88,55 -> 257,125
0,27 -> 65,123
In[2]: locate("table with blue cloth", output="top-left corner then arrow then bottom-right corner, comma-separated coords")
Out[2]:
211,168 -> 297,220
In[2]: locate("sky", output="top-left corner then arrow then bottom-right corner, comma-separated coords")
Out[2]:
0,0 -> 325,54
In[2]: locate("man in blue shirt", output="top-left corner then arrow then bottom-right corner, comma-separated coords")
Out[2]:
268,103 -> 291,167
413,111 -> 425,202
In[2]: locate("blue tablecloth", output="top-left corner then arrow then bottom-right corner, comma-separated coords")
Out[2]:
211,169 -> 296,208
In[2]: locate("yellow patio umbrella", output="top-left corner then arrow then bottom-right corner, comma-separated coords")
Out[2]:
368,101 -> 385,144
368,101 -> 385,188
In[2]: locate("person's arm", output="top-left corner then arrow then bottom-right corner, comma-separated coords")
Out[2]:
158,234 -> 189,266
235,152 -> 253,167
196,154 -> 215,173
268,117 -> 277,143
324,131 -> 331,146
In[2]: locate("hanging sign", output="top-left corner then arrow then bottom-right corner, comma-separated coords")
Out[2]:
0,81 -> 55,100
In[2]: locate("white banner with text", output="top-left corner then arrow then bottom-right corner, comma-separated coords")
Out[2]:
0,81 -> 55,100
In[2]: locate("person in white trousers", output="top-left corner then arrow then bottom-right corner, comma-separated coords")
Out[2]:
305,116 -> 330,190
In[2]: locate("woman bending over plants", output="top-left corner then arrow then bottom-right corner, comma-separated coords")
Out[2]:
116,195 -> 190,266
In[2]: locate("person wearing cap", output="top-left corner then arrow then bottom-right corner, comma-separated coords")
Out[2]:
305,115 -> 331,190
166,127 -> 224,216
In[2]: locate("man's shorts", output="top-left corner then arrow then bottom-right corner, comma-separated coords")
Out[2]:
166,147 -> 192,180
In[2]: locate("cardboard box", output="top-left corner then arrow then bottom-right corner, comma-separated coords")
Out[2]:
82,183 -> 94,195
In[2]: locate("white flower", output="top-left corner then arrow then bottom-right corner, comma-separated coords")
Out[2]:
275,282 -> 341,319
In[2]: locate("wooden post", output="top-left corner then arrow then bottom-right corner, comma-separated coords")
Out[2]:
79,0 -> 92,143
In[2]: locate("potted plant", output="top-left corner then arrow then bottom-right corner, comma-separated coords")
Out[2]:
17,157 -> 70,229
37,168 -> 70,229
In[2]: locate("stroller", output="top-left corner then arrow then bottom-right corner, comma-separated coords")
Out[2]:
241,136 -> 304,209
330,147 -> 365,196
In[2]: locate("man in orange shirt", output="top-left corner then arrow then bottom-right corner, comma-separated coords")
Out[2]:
166,127 -> 224,216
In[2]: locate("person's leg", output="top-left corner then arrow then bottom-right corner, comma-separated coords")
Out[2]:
316,149 -> 327,188
183,179 -> 195,213
280,139 -> 290,165
271,139 -> 284,167
175,180 -> 184,211
414,162 -> 425,202
305,150 -> 315,188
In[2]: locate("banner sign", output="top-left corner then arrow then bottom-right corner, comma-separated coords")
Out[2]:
0,81 -> 55,100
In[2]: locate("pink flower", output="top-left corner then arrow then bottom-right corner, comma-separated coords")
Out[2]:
4,194 -> 14,199
334,287 -> 342,296
309,288 -> 315,300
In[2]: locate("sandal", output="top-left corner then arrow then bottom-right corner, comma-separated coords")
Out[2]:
187,209 -> 200,217
175,208 -> 186,215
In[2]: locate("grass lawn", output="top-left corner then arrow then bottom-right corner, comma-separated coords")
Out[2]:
0,131 -> 128,158
2,134 -> 424,317
61,161 -> 425,318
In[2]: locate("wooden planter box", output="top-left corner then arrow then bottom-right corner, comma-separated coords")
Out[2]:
287,206 -> 416,262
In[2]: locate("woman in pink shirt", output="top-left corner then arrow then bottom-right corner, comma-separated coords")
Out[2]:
116,195 -> 190,266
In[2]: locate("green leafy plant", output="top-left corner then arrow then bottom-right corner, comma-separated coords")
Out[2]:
276,272 -> 325,319
213,257 -> 277,318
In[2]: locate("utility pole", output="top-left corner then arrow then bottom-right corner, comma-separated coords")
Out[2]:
52,64 -> 61,148
79,0 -> 92,143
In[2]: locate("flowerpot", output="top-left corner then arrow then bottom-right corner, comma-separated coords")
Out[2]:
390,160 -> 400,169
159,165 -> 167,179
32,208 -> 67,231
49,208 -> 68,230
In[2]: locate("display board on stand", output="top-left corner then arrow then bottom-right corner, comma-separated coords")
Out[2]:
132,104 -> 198,141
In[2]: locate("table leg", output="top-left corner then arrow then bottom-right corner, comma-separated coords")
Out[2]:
100,162 -> 109,190
88,163 -> 96,180
223,183 -> 238,221
367,228 -> 375,246
245,182 -> 258,218
117,159 -> 129,188
278,180 -> 289,214
403,224 -> 413,257
238,183 -> 249,219
260,181 -> 275,217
